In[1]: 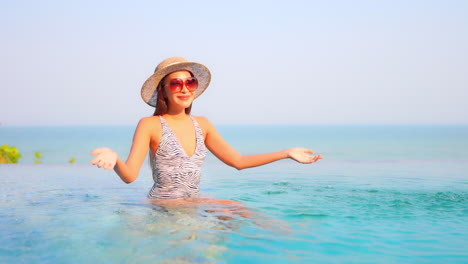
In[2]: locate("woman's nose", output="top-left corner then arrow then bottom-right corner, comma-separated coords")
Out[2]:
181,83 -> 190,93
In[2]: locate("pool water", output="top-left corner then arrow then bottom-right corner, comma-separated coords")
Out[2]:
1,125 -> 468,263
1,159 -> 467,264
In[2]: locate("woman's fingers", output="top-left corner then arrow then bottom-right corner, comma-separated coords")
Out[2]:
304,148 -> 315,155
91,157 -> 100,165
93,159 -> 114,170
91,148 -> 102,156
288,148 -> 323,164
90,148 -> 117,170
312,154 -> 324,162
91,147 -> 111,156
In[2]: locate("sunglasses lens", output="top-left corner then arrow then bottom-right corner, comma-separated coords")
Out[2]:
185,77 -> 198,91
169,79 -> 183,92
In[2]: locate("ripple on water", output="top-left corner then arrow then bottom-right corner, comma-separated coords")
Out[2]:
263,189 -> 287,195
287,213 -> 329,219
389,199 -> 413,208
272,180 -> 290,186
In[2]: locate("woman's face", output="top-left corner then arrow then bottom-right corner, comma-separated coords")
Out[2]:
162,71 -> 196,111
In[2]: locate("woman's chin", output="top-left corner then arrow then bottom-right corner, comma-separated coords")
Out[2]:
176,99 -> 193,108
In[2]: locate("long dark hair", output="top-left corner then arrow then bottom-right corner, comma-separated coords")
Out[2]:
153,73 -> 193,116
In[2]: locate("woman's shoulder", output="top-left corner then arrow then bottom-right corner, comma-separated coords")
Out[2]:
137,116 -> 162,132
192,116 -> 215,132
192,115 -> 212,125
139,115 -> 161,124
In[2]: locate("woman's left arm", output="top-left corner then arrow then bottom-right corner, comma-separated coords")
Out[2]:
198,117 -> 323,170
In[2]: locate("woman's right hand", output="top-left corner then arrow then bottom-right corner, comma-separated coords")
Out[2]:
287,148 -> 324,164
91,147 -> 118,170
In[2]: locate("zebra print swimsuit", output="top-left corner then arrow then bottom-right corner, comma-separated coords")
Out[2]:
148,116 -> 208,200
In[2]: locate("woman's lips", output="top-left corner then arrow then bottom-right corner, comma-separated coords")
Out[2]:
177,96 -> 191,100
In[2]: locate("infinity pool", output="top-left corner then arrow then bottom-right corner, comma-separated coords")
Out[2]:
1,158 -> 467,263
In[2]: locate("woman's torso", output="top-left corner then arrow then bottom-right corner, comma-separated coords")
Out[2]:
148,115 -> 208,199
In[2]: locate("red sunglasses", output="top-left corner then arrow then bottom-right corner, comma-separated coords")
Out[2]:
166,77 -> 198,93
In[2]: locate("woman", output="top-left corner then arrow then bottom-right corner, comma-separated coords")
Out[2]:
91,57 -> 323,208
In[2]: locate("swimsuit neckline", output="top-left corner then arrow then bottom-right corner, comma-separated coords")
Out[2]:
159,115 -> 199,158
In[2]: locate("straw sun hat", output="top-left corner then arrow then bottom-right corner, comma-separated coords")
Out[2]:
141,57 -> 211,107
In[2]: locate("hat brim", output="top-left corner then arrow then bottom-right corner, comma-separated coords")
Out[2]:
141,62 -> 211,107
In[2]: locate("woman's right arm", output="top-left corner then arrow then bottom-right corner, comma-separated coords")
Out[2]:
91,117 -> 153,184
199,116 -> 323,170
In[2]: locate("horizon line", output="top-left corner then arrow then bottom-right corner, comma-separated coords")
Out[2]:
2,123 -> 468,128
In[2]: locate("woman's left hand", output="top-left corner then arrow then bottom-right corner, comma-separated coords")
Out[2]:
91,147 -> 118,170
287,148 -> 324,164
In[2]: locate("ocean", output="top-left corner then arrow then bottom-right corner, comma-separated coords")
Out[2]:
1,124 -> 467,263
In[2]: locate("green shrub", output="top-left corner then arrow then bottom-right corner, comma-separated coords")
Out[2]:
0,144 -> 22,164
0,146 -> 78,164
34,152 -> 43,164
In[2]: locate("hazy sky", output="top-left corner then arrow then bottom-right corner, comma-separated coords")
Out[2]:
2,0 -> 467,126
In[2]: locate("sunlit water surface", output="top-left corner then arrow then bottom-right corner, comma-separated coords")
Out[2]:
1,125 -> 467,263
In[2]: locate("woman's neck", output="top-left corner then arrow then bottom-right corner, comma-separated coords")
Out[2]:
163,109 -> 189,121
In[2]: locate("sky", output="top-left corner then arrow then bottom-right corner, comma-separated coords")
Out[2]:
1,0 -> 467,126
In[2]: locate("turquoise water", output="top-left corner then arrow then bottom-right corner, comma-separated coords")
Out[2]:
1,125 -> 468,263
